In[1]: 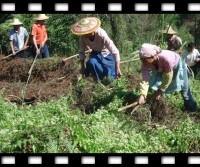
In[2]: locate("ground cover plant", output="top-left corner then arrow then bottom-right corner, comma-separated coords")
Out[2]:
0,14 -> 200,153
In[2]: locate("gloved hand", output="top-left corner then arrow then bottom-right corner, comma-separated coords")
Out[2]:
138,94 -> 145,104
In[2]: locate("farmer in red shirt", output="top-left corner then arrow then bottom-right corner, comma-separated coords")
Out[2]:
30,14 -> 49,58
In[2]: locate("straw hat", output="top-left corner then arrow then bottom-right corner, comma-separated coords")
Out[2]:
162,25 -> 176,34
71,17 -> 101,35
34,14 -> 49,20
10,18 -> 23,25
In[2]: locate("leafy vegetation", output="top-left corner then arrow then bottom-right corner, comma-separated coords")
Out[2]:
0,73 -> 200,153
0,14 -> 200,153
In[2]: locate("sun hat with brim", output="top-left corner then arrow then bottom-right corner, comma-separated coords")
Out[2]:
34,14 -> 49,20
71,17 -> 101,35
10,18 -> 23,25
162,25 -> 176,34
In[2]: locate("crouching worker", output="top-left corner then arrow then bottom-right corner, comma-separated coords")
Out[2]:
137,43 -> 197,112
71,17 -> 122,82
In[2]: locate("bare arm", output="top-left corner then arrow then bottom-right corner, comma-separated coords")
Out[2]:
115,61 -> 122,78
23,35 -> 29,49
32,35 -> 40,55
9,40 -> 15,55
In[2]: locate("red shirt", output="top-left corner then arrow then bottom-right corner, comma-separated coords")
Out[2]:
31,23 -> 47,45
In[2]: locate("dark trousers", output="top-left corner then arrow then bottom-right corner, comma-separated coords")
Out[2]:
14,50 -> 28,59
31,44 -> 49,59
85,51 -> 116,81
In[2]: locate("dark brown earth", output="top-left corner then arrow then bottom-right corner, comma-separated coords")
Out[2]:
0,55 -> 142,107
0,56 -> 80,105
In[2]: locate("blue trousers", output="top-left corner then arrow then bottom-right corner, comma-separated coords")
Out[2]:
180,62 -> 197,112
31,44 -> 49,59
85,51 -> 116,81
149,58 -> 197,112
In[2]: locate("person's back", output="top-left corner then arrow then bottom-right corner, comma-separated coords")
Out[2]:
142,50 -> 179,74
167,35 -> 182,52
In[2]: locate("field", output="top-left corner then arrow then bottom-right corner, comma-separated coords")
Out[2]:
0,55 -> 200,153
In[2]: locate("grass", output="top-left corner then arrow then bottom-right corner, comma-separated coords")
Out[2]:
0,54 -> 200,153
0,73 -> 200,153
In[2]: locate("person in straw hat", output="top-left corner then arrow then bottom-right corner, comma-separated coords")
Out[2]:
136,43 -> 197,112
71,17 -> 122,82
163,25 -> 182,52
9,18 -> 29,58
30,14 -> 49,59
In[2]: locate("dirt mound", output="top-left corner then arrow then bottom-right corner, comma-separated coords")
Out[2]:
148,98 -> 170,122
126,73 -> 141,90
0,58 -> 80,105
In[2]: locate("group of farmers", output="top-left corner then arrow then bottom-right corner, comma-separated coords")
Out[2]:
9,14 -> 49,59
8,15 -> 199,112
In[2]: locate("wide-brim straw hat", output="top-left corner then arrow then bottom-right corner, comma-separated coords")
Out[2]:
34,14 -> 49,20
71,17 -> 101,35
10,18 -> 23,25
162,25 -> 176,34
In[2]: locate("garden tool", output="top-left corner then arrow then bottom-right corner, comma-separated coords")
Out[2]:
2,46 -> 29,60
118,101 -> 139,112
28,47 -> 41,75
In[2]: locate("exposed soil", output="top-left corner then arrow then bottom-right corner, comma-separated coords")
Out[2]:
0,57 -> 80,105
0,56 -> 142,109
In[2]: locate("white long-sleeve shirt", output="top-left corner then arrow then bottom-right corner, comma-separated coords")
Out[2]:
182,48 -> 200,67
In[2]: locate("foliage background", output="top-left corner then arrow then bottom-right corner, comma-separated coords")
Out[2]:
0,14 -> 198,56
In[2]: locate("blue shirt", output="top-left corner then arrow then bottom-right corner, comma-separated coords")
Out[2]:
9,27 -> 29,51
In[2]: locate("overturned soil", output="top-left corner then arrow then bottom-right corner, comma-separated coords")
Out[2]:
0,57 -> 80,105
0,55 -> 142,107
